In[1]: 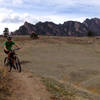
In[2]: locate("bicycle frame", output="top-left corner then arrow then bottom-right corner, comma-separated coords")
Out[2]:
4,48 -> 21,72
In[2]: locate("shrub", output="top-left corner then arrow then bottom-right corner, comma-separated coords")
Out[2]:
88,31 -> 94,37
30,32 -> 39,39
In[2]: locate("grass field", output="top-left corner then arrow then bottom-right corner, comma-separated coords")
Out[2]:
1,36 -> 100,99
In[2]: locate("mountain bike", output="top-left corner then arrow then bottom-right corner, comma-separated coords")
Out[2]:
4,48 -> 21,72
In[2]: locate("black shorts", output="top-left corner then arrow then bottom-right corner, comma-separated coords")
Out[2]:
4,50 -> 10,54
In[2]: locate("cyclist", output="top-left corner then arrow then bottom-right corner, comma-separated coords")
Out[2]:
4,36 -> 20,70
4,36 -> 20,57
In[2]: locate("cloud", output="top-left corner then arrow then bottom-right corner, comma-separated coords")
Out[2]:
0,0 -> 100,16
12,0 -> 24,5
0,0 -> 3,2
0,0 -> 100,8
0,7 -> 97,34
26,0 -> 100,8
0,0 -> 100,34
1,16 -> 23,23
0,0 -> 24,5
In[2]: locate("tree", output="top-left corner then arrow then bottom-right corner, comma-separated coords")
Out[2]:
3,28 -> 9,37
88,31 -> 94,37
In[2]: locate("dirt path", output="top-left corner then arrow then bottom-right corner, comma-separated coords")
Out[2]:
8,71 -> 52,100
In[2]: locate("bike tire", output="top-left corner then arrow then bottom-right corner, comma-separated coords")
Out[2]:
15,56 -> 21,72
4,57 -> 9,66
4,57 -> 13,72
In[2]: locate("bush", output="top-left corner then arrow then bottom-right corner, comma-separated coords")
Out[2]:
30,32 -> 39,39
88,31 -> 94,37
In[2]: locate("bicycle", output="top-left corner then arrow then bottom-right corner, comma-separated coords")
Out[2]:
4,48 -> 21,72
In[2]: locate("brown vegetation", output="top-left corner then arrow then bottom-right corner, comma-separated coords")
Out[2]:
0,66 -> 11,100
1,36 -> 100,100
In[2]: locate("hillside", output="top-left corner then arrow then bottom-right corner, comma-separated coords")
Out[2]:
13,18 -> 100,36
1,36 -> 100,99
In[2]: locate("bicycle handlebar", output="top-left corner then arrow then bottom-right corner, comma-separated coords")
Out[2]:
12,48 -> 20,51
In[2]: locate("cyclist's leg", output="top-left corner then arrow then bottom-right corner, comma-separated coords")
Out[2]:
10,52 -> 16,70
12,59 -> 16,70
8,51 -> 12,58
8,57 -> 16,71
4,49 -> 9,55
4,49 -> 11,59
4,50 -> 10,66
8,59 -> 12,72
4,50 -> 16,71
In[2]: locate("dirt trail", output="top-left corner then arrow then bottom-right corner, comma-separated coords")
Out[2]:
9,71 -> 52,100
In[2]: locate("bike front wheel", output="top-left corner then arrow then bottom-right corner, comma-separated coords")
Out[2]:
15,56 -> 21,72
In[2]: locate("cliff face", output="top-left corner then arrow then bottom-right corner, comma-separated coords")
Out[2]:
13,18 -> 100,36
14,22 -> 36,35
83,18 -> 100,35
62,21 -> 88,36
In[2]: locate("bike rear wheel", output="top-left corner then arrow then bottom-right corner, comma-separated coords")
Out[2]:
4,57 -> 13,72
15,56 -> 21,72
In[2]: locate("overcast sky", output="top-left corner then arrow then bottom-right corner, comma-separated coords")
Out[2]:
0,0 -> 100,34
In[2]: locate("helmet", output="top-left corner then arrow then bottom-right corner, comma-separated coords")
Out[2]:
7,36 -> 12,40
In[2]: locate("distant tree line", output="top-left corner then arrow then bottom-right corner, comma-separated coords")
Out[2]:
2,27 -> 96,38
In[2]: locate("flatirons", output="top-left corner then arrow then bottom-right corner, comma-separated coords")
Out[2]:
13,18 -> 100,36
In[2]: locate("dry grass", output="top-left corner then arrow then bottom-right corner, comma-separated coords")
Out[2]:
1,36 -> 100,99
42,77 -> 75,100
0,66 -> 11,100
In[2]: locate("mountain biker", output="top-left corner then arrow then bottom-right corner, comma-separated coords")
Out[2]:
4,36 -> 20,58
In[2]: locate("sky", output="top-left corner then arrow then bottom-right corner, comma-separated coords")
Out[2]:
0,0 -> 100,34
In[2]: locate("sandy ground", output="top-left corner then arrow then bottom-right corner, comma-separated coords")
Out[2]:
8,71 -> 52,100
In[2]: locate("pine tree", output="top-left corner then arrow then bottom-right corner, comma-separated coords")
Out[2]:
3,28 -> 9,37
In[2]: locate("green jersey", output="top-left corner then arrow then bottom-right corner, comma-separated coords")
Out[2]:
4,41 -> 15,50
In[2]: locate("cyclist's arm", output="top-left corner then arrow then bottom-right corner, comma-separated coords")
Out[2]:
4,42 -> 8,51
14,44 -> 20,49
4,45 -> 8,51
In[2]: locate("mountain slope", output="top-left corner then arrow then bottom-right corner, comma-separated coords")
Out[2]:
83,18 -> 100,35
13,18 -> 100,36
